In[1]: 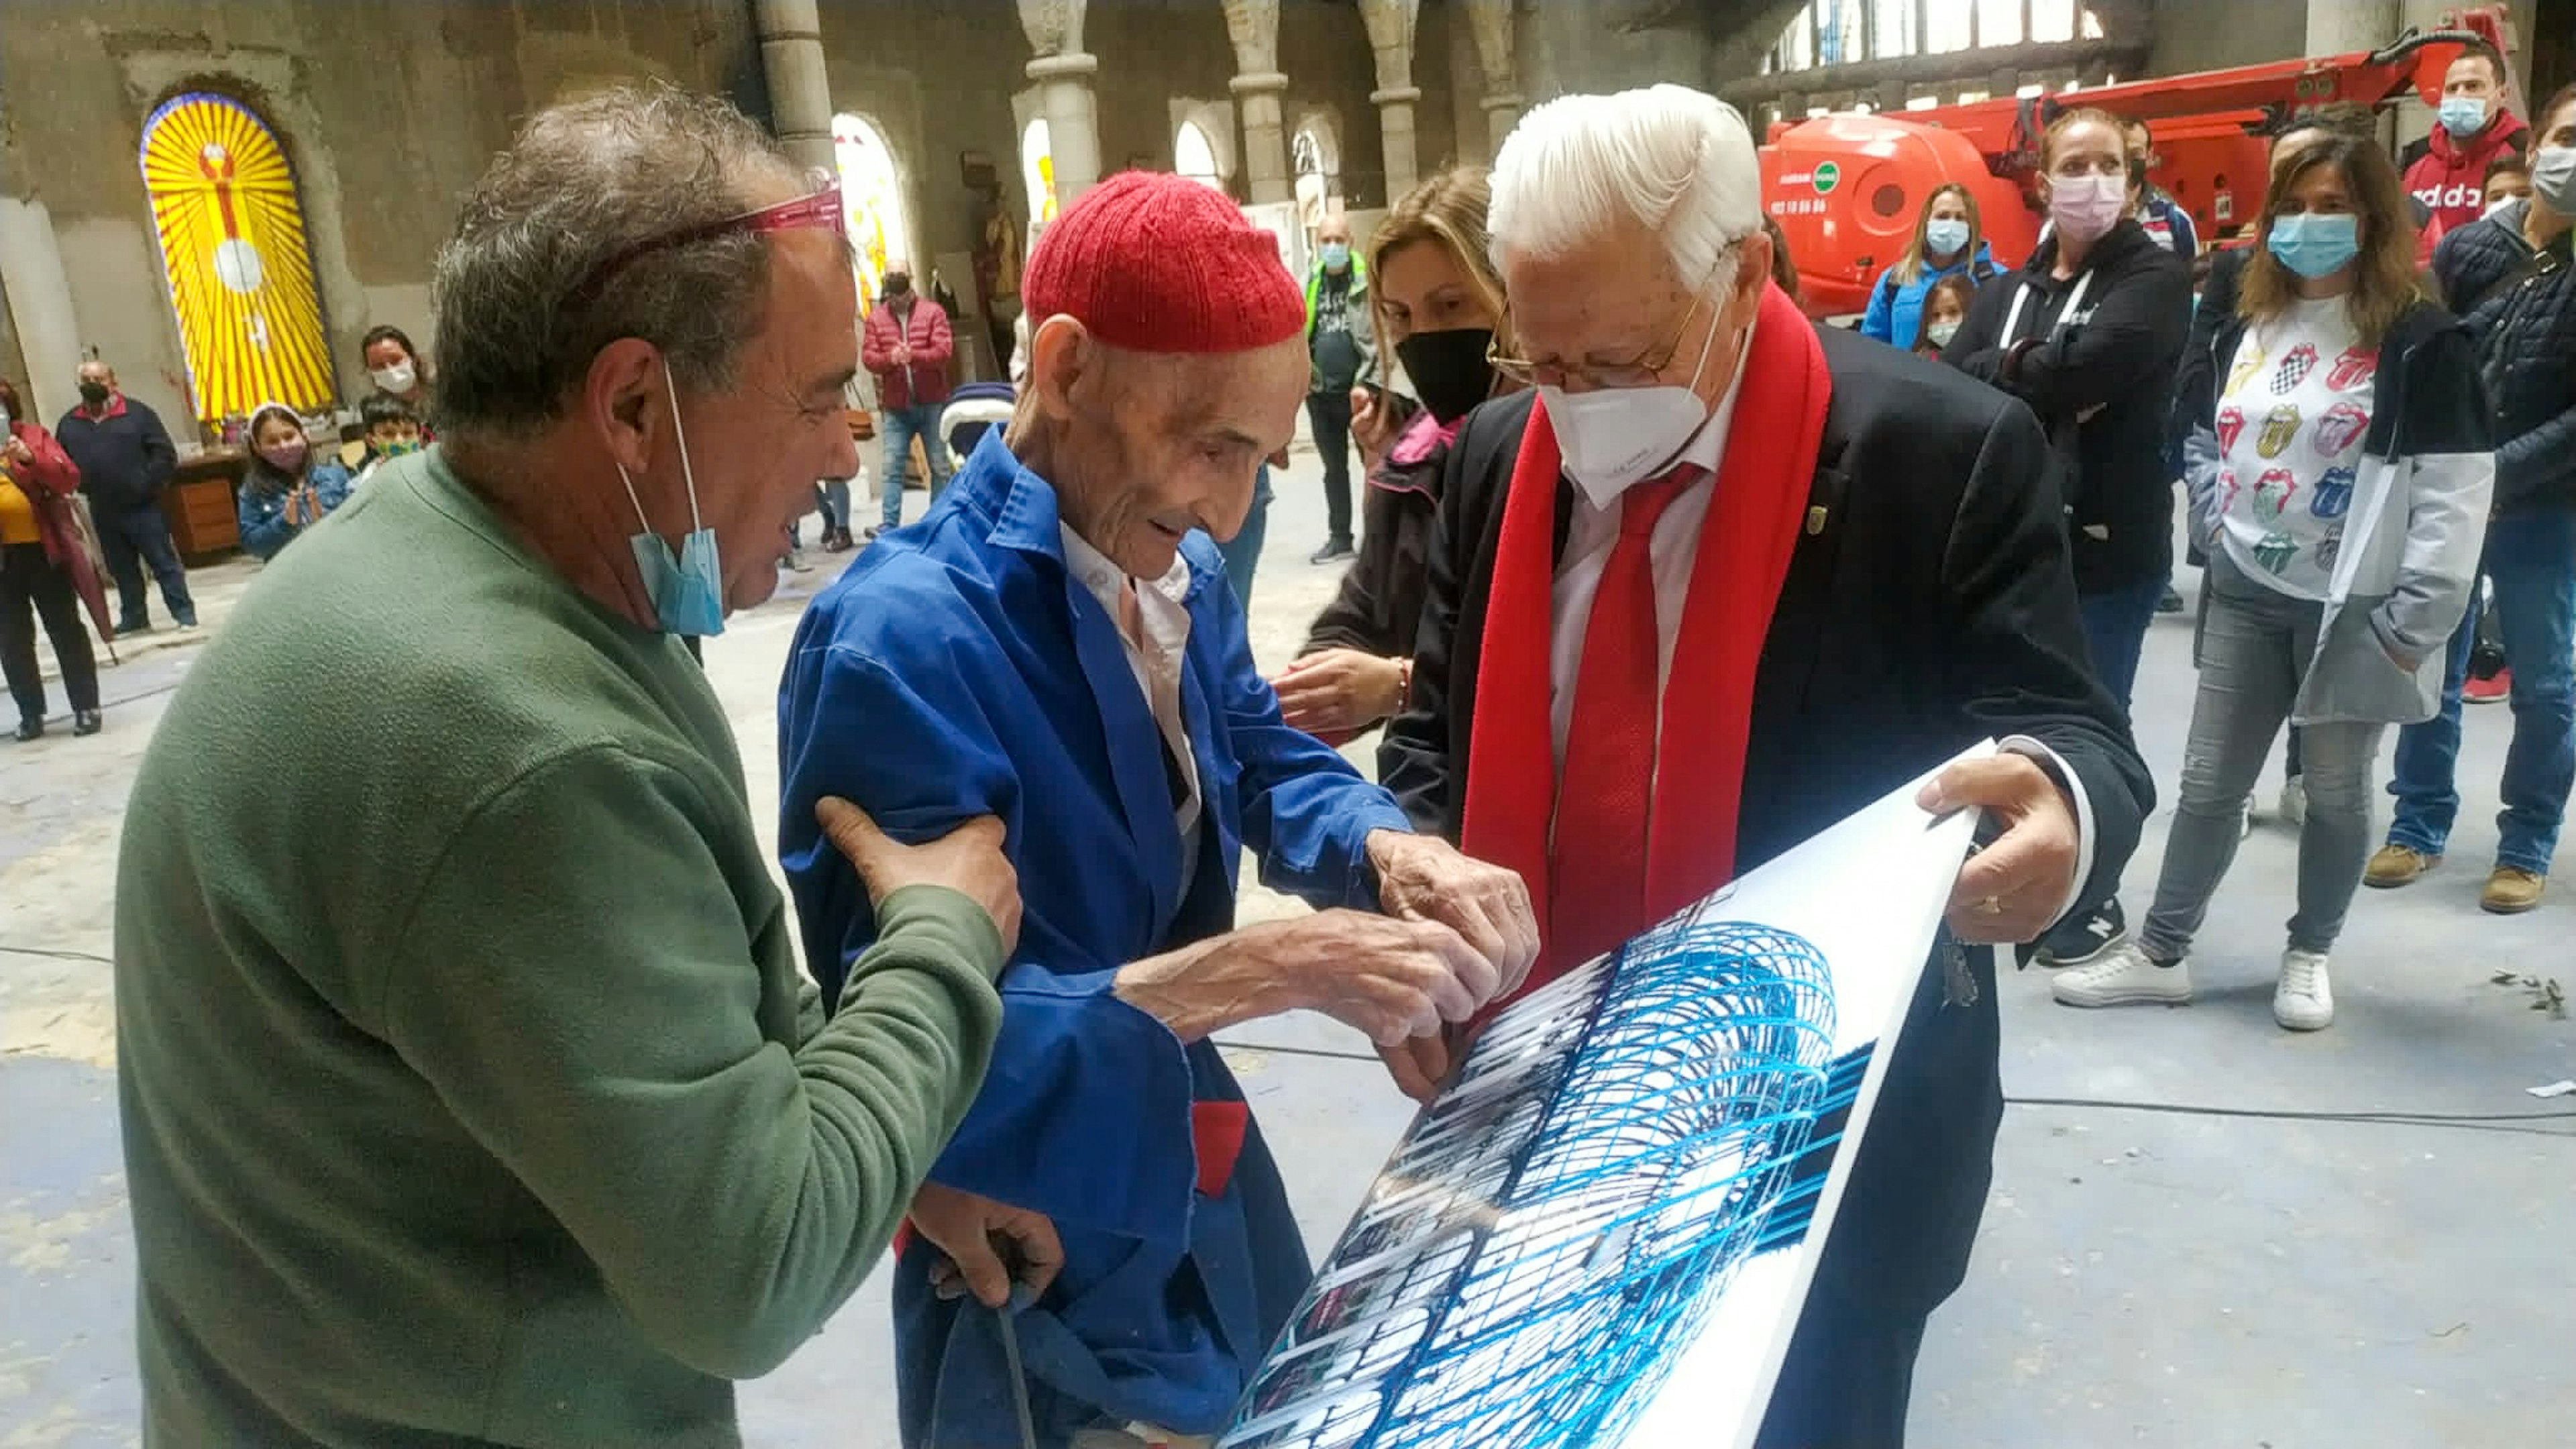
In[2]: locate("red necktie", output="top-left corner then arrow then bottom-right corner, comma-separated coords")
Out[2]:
1550,466 -> 1702,969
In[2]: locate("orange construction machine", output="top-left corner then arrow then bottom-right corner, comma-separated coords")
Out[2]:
1761,5 -> 2523,318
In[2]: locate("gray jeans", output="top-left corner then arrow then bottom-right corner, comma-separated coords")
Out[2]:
2141,555 -> 2385,959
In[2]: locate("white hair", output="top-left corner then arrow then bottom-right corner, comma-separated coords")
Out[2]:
1488,84 -> 1762,292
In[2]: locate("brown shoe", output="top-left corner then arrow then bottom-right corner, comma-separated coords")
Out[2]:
2480,867 -> 2546,915
2363,844 -> 2438,888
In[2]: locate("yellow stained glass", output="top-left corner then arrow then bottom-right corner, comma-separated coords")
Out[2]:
140,93 -> 335,423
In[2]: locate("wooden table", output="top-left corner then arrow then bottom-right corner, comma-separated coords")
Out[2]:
164,449 -> 246,559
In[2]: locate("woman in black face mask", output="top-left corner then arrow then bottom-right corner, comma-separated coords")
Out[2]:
1273,166 -> 1518,743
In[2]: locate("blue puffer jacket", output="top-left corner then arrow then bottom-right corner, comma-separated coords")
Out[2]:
1859,243 -> 1998,349
2434,200 -> 2576,514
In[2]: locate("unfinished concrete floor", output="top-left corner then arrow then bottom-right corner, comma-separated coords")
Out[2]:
5,443 -> 2571,1448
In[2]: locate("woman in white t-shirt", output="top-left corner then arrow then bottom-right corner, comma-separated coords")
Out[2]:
2053,131 -> 2495,1031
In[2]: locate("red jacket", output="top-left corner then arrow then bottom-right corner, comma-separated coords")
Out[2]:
859,297 -> 954,412
3,420 -> 116,641
2404,113 -> 2530,237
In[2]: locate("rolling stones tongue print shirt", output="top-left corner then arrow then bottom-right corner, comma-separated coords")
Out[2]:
2213,296 -> 2375,602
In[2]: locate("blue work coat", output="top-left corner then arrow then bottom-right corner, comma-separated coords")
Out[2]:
777,433 -> 1412,1446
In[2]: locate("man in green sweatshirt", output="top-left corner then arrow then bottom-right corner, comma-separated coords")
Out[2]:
111,85 -> 1040,1447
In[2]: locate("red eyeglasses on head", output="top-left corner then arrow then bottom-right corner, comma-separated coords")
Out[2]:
572,174 -> 847,304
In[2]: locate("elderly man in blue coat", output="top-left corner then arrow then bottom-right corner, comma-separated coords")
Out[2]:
779,171 -> 1540,1448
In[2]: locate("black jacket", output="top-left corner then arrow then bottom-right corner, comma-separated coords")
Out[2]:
1945,218 -> 2193,594
1301,423 -> 1444,662
55,395 -> 178,516
2432,201 -> 2576,514
1377,332 -> 2155,1319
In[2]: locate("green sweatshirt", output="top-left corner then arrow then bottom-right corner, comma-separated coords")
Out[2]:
113,449 -> 1006,1448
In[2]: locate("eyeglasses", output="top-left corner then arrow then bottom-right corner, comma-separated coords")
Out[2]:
1486,279 -> 1716,391
570,176 -> 847,305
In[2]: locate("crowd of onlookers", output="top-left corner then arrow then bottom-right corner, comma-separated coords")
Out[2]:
0,328 -> 433,741
1829,39 -> 2573,1027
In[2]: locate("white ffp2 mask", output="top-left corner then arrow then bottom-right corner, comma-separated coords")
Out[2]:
1538,304 -> 1729,508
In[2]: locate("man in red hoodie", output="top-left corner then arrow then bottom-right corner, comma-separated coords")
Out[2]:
2405,39 -> 2530,238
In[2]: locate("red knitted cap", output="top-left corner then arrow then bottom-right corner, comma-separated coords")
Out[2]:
1022,172 -> 1307,354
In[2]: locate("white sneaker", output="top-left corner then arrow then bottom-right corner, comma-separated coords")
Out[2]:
2274,949 -> 2334,1031
2279,775 -> 2308,828
2051,940 -> 2193,1008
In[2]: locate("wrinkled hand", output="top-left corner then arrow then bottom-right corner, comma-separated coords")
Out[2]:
1366,831 -> 1540,1000
817,797 -> 1022,954
1276,909 -> 1501,1044
908,1181 -> 1063,1309
1271,649 -> 1406,735
1376,1024 -> 1462,1104
1,437 -> 32,466
1917,755 -> 2081,945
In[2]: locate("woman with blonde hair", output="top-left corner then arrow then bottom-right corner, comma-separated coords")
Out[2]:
2054,129 -> 2493,1028
1273,165 -> 1521,740
1860,182 -> 1997,347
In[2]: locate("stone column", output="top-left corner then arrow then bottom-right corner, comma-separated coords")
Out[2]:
0,197 -> 84,425
1224,0 -> 1293,205
1464,0 -> 1523,155
1019,0 -> 1102,202
751,0 -> 835,176
1360,0 -> 1422,201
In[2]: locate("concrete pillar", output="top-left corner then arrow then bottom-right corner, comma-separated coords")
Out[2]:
1032,55 -> 1104,200
1464,0 -> 1523,154
0,197 -> 84,425
1019,0 -> 1102,203
751,0 -> 835,176
1224,0 -> 1292,205
1232,74 -> 1293,203
1360,0 -> 1423,201
2306,0 -> 2399,56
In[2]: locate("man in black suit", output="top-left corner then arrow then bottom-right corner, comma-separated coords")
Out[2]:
1376,85 -> 2153,1446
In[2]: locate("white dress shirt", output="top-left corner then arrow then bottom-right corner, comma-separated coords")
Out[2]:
1061,526 -> 1204,893
1545,315 -> 2096,922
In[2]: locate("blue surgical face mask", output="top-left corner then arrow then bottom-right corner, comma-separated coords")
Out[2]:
2266,212 -> 2362,280
2438,95 -> 2488,137
1924,217 -> 1971,259
617,364 -> 727,637
1320,241 -> 1350,272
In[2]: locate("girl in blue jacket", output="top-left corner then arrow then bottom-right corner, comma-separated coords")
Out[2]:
1860,183 -> 1998,346
237,402 -> 351,561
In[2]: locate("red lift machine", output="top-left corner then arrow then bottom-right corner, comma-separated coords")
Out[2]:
1760,5 -> 2525,317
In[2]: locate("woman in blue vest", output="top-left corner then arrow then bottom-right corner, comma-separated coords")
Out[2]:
1860,183 -> 1998,346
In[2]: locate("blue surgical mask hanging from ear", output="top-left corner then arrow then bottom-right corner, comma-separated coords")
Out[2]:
616,364 -> 727,637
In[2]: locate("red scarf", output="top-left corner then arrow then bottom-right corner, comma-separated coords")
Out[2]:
1462,282 -> 1832,1002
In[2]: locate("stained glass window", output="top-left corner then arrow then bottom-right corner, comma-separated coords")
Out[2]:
139,92 -> 333,422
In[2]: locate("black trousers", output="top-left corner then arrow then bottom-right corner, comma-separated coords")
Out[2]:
95,502 -> 193,627
1306,388 -> 1354,545
1,542 -> 101,723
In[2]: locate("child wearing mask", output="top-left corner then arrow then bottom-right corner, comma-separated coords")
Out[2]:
354,392 -> 425,487
235,403 -> 352,561
1913,274 -> 1976,357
